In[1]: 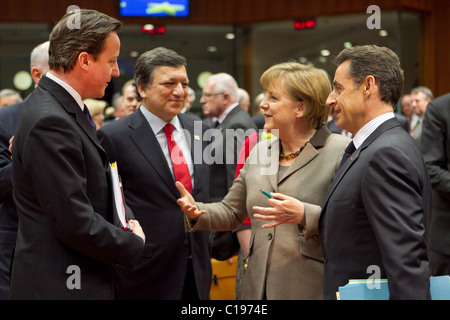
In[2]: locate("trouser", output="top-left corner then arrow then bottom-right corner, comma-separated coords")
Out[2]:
429,249 -> 450,276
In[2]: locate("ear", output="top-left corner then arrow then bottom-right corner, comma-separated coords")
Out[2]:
137,83 -> 147,99
78,52 -> 91,72
30,67 -> 43,85
362,75 -> 376,98
295,100 -> 306,119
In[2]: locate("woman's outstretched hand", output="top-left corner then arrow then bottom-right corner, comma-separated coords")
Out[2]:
175,181 -> 206,219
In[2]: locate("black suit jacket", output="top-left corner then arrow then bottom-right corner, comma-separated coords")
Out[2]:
421,93 -> 450,256
319,117 -> 431,300
98,109 -> 212,299
209,105 -> 257,201
10,75 -> 144,299
0,100 -> 24,299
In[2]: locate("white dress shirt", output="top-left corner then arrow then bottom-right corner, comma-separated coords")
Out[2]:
352,112 -> 395,149
46,72 -> 85,111
139,105 -> 194,188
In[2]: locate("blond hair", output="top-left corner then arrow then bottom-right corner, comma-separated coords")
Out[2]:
83,98 -> 108,116
260,61 -> 331,129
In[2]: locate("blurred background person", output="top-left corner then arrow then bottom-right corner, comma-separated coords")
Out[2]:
238,88 -> 250,112
0,40 -> 49,300
177,61 -> 349,300
121,79 -> 139,115
410,86 -> 433,145
400,94 -> 418,131
199,72 -> 257,264
0,89 -> 22,108
421,93 -> 450,277
251,92 -> 266,131
83,98 -> 107,130
181,87 -> 201,121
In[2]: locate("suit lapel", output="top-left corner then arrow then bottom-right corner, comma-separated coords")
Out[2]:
38,75 -> 107,164
218,105 -> 242,130
277,126 -> 330,185
321,118 -> 400,211
128,110 -> 179,195
178,114 -> 202,195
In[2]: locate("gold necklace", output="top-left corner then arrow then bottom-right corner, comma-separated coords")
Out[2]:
279,141 -> 308,161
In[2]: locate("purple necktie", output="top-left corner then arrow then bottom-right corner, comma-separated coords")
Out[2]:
83,105 -> 96,132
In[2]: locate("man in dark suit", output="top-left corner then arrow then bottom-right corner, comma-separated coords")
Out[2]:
98,47 -> 212,300
0,40 -> 49,300
200,72 -> 257,202
421,93 -> 450,276
10,9 -> 145,300
319,45 -> 430,300
199,73 -> 257,261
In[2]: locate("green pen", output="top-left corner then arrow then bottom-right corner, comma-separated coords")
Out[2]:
259,189 -> 273,198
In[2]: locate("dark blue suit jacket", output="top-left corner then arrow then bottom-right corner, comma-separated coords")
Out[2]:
319,117 -> 431,300
0,99 -> 25,299
98,109 -> 212,299
10,75 -> 144,299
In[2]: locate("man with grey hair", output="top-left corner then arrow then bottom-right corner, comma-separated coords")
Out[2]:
200,73 -> 257,202
410,86 -> 434,145
0,41 -> 49,300
0,89 -> 22,108
200,73 -> 257,262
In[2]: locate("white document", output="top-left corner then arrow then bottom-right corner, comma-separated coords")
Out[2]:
110,162 -> 129,230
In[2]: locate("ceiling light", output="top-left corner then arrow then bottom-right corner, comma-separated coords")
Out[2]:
225,33 -> 235,40
320,49 -> 330,57
379,30 -> 388,37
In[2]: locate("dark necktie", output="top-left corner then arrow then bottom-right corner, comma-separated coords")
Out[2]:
163,123 -> 193,193
83,105 -> 96,132
338,141 -> 356,171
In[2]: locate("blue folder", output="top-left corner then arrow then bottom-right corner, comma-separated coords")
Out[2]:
338,276 -> 450,300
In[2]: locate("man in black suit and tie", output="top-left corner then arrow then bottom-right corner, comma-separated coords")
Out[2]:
200,73 -> 257,202
10,9 -> 145,300
421,93 -> 450,276
199,73 -> 257,261
319,45 -> 431,300
0,41 -> 49,300
98,47 -> 212,299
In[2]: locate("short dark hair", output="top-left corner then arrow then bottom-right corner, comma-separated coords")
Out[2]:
49,9 -> 122,73
335,45 -> 404,107
134,47 -> 187,96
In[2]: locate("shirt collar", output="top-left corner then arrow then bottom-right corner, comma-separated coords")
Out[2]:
217,102 -> 239,124
46,72 -> 84,111
353,112 -> 395,149
139,105 -> 182,134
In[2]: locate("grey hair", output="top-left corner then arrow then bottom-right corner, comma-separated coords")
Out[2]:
411,86 -> 434,100
30,41 -> 49,73
207,73 -> 239,102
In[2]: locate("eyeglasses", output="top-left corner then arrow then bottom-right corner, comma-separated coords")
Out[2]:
202,92 -> 224,98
